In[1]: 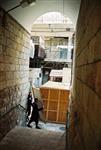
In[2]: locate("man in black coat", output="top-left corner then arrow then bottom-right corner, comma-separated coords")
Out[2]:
27,92 -> 33,117
27,98 -> 43,129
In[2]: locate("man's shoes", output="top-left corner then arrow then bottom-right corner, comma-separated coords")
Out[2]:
36,126 -> 41,129
27,124 -> 32,128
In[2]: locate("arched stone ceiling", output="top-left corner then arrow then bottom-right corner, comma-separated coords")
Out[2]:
0,0 -> 81,32
31,12 -> 74,37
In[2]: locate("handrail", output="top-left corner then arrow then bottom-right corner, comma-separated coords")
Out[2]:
18,104 -> 27,112
0,104 -> 27,120
0,104 -> 27,141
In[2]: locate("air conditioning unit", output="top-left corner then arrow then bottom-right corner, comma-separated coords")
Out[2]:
20,0 -> 36,7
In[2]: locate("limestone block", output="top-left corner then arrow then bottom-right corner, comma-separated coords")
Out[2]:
4,64 -> 14,71
76,66 -> 87,82
6,47 -> 13,56
0,73 -> 6,82
95,61 -> 101,97
87,37 -> 96,63
0,34 -> 7,46
75,81 -> 89,114
0,107 -> 6,116
76,3 -> 101,56
76,46 -> 89,66
6,80 -> 13,87
6,72 -> 14,80
85,64 -> 96,89
14,58 -> 19,65
0,26 -> 3,36
81,115 -> 98,150
4,56 -> 15,64
87,90 -> 101,128
7,38 -> 15,50
87,96 -> 101,149
0,63 -> 5,71
15,65 -> 20,71
5,29 -> 10,39
0,55 -> 3,62
76,63 -> 98,92
16,37 -> 21,44
85,5 -> 101,41
11,64 -> 16,71
8,22 -> 15,33
0,81 -> 7,90
94,30 -> 101,61
21,77 -> 29,84
0,45 -> 3,54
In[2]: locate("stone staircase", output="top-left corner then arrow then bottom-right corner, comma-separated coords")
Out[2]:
0,127 -> 65,150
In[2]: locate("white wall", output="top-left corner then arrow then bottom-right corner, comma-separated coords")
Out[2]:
29,68 -> 42,87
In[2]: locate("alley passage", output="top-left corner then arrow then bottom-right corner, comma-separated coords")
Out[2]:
0,127 -> 65,150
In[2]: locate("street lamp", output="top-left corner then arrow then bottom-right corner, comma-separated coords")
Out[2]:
7,0 -> 36,12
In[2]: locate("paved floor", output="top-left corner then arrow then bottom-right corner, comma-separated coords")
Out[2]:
31,121 -> 66,132
0,126 -> 66,150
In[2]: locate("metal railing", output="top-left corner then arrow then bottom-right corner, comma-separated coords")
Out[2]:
44,48 -> 71,63
0,104 -> 28,140
0,104 -> 27,120
0,104 -> 26,119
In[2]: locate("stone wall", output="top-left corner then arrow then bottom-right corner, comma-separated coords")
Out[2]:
67,0 -> 101,150
0,8 -> 30,139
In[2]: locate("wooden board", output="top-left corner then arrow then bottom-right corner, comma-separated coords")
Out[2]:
40,87 -> 69,123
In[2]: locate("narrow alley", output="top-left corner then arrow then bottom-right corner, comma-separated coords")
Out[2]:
0,0 -> 101,150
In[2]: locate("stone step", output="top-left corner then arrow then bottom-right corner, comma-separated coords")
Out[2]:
0,127 -> 65,150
